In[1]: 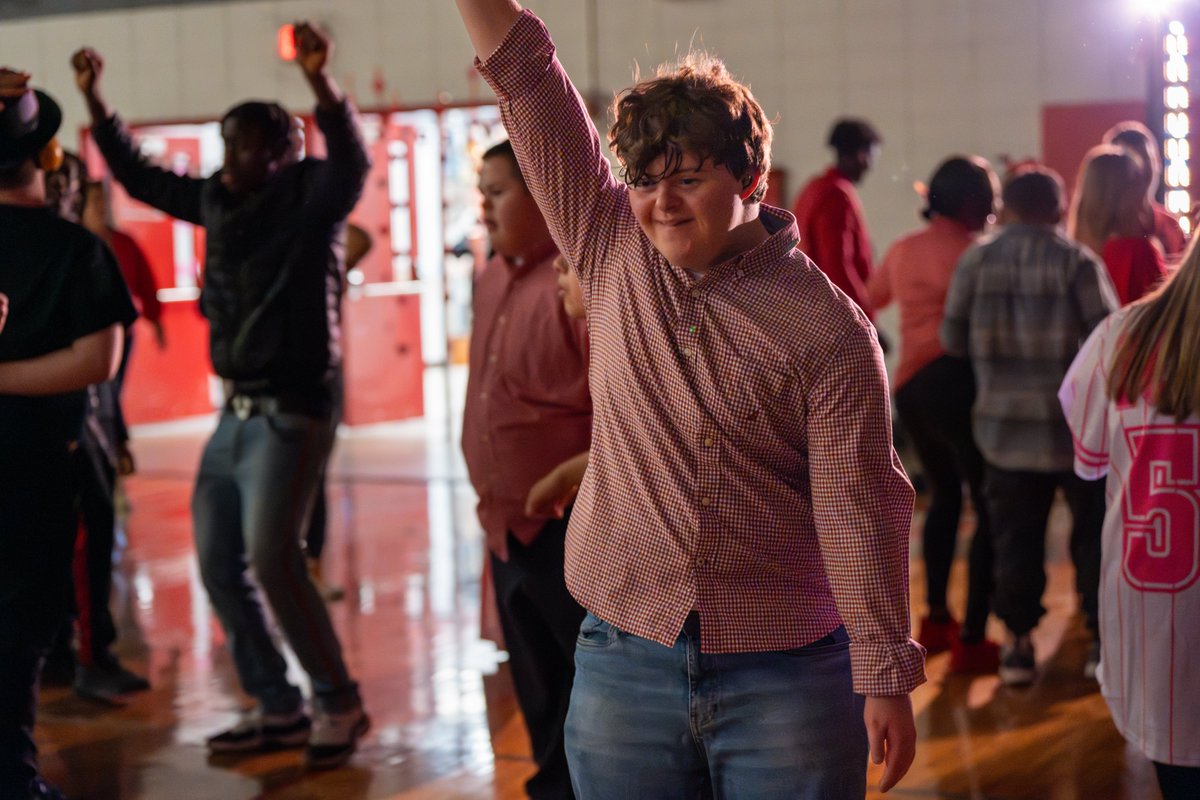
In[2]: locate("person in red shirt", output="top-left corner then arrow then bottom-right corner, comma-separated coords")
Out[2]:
793,118 -> 881,319
1069,145 -> 1168,306
461,140 -> 592,800
868,156 -> 1001,674
1104,120 -> 1188,261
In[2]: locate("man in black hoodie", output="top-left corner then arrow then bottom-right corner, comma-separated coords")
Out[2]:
73,21 -> 371,769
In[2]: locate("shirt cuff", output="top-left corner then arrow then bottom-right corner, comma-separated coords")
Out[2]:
850,638 -> 928,696
474,9 -> 556,102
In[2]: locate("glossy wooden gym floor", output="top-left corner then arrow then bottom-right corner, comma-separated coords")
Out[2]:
36,397 -> 1163,799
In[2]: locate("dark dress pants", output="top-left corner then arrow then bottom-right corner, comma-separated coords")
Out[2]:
985,465 -> 1104,637
894,355 -> 994,640
71,446 -> 119,667
0,448 -> 76,796
490,510 -> 586,800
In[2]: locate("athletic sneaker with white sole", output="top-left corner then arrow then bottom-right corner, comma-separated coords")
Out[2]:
206,707 -> 312,753
999,634 -> 1036,687
305,706 -> 370,769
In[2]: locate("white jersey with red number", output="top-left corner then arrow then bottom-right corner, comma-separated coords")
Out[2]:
1060,309 -> 1200,767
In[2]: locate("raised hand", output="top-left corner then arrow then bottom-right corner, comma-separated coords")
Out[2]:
0,67 -> 32,111
293,21 -> 332,78
70,48 -> 104,97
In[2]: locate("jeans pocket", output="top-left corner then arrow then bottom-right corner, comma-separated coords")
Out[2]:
575,611 -> 617,649
265,412 -> 319,443
781,625 -> 850,657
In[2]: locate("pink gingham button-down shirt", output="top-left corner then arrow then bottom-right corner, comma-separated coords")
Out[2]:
478,10 -> 925,696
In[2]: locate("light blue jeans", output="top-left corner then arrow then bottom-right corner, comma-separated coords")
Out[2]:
565,612 -> 867,799
192,409 -> 358,714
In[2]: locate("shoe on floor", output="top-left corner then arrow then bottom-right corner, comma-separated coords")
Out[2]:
206,707 -> 312,754
40,650 -> 77,689
74,660 -> 150,701
1084,640 -> 1101,680
916,614 -> 960,654
999,634 -> 1036,687
305,706 -> 370,770
949,637 -> 1001,675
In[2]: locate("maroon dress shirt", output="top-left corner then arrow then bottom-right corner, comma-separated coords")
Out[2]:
461,244 -> 592,561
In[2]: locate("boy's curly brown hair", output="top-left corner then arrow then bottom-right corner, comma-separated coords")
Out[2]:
608,53 -> 772,203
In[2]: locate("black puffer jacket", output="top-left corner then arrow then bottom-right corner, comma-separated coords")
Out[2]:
92,100 -> 370,411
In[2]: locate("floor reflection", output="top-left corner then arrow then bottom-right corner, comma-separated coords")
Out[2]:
35,412 -> 1162,799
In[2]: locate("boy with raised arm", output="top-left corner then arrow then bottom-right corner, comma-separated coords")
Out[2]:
453,2 -> 925,797
72,22 -> 371,768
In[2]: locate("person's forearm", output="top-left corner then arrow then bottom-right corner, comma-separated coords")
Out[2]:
0,325 -> 122,396
454,0 -> 523,59
305,70 -> 342,111
555,451 -> 589,488
84,88 -> 111,124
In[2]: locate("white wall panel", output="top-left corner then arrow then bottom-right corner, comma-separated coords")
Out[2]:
5,0 -> 1152,258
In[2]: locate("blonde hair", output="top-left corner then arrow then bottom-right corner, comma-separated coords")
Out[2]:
1108,239 -> 1200,420
1068,145 -> 1148,257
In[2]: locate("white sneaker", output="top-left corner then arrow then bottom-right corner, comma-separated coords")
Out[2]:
305,706 -> 370,769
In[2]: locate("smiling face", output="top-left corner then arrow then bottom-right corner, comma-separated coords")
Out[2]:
478,154 -> 552,261
551,254 -> 585,319
627,151 -> 762,273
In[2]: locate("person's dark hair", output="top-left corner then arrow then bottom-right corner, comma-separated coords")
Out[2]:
922,155 -> 996,225
608,53 -> 772,202
481,139 -> 526,189
220,101 -> 292,157
827,118 -> 880,156
1002,165 -> 1064,224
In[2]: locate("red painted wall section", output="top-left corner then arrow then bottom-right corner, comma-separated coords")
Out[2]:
1042,101 -> 1148,203
341,293 -> 425,425
81,131 -> 216,424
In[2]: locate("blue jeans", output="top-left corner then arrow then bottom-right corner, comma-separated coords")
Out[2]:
192,409 -> 358,714
565,613 -> 867,799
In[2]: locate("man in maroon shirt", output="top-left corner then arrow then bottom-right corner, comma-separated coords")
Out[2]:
461,139 -> 591,800
792,118 -> 881,319
455,3 -> 923,797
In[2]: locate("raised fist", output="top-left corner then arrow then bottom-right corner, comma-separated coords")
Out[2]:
70,48 -> 104,96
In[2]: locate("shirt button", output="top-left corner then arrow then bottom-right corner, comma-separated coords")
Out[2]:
683,348 -> 694,358
498,314 -> 507,324
701,496 -> 712,507
481,391 -> 489,400
489,354 -> 497,363
703,437 -> 714,447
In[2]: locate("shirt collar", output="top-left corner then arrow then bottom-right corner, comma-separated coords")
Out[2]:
696,204 -> 800,285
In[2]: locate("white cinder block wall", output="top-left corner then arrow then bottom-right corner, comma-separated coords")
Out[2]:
3,0 -> 1149,269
